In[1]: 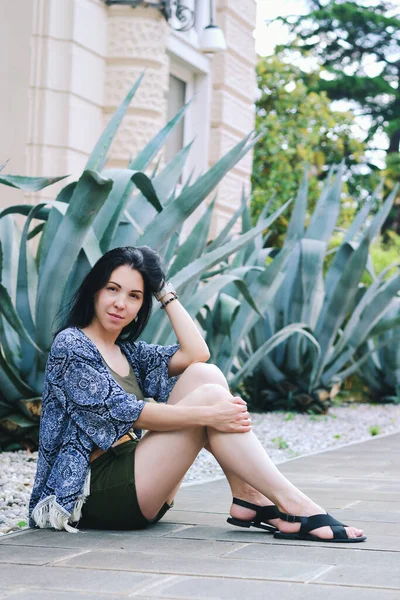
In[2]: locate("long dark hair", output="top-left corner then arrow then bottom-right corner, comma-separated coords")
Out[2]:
55,246 -> 165,342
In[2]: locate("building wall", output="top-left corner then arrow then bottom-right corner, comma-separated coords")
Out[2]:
0,0 -> 108,205
209,0 -> 257,237
0,0 -> 36,206
105,5 -> 170,168
30,0 -> 108,200
0,0 -> 257,236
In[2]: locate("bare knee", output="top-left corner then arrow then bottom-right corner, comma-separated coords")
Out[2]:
167,363 -> 230,407
186,382 -> 232,407
182,362 -> 229,390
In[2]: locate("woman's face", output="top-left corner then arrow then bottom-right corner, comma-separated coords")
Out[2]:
93,265 -> 145,333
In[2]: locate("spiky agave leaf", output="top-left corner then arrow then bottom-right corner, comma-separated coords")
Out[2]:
0,174 -> 68,192
36,170 -> 113,351
138,133 -> 258,251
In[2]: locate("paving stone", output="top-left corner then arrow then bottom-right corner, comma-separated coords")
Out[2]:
176,492 -> 230,500
286,458 -> 393,468
167,523 -> 400,552
292,478 -> 397,488
97,536 -> 245,558
0,544 -> 88,566
327,509 -> 400,524
173,493 -> 230,513
131,575 -> 400,599
181,479 -> 228,492
285,468 -> 392,479
166,525 -> 278,544
349,500 -> 400,513
163,526 -> 400,551
165,515 -> 400,537
1,432 -> 398,599
177,486 -> 230,498
1,534 -> 244,558
282,458 -> 393,469
173,501 -> 228,513
298,490 -> 399,503
313,564 -> 400,589
2,591 -> 127,600
163,510 -> 225,526
288,498 -> 364,510
226,542 -> 400,567
80,522 -> 186,538
0,523 -> 187,548
372,484 -> 400,493
54,549 -> 330,582
1,527 -> 192,549
0,530 -> 145,550
0,563 -> 155,594
343,534 -> 400,552
277,473 -> 336,483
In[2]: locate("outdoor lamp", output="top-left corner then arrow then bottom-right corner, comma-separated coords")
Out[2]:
104,0 -> 227,53
199,24 -> 227,54
199,0 -> 227,54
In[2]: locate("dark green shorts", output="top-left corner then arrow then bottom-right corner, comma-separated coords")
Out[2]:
79,438 -> 172,530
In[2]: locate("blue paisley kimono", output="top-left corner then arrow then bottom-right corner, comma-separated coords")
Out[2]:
29,326 -> 180,533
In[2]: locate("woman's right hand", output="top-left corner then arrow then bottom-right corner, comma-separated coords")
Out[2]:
208,395 -> 252,433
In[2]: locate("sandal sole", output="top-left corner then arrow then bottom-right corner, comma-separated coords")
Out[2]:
274,532 -> 367,543
227,517 -> 276,533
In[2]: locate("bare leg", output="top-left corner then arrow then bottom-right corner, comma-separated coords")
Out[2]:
134,366 -> 363,539
134,386 -> 210,518
166,363 -> 273,521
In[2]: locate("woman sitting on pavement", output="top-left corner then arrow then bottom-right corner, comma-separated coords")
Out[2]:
29,246 -> 366,543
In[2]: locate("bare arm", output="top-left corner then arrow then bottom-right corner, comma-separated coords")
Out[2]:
135,402 -> 212,431
159,291 -> 210,376
135,389 -> 251,434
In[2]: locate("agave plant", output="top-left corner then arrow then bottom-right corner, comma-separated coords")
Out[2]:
0,74 -> 292,449
144,192 -> 293,350
195,166 -> 400,412
355,296 -> 400,403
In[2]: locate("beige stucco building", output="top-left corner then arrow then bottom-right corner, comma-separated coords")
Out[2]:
0,0 -> 257,237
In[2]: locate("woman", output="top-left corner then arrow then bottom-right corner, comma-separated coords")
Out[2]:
29,246 -> 366,542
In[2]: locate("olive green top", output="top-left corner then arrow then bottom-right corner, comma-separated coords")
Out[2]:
105,363 -> 145,400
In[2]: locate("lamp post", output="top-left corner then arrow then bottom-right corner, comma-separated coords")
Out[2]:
104,0 -> 226,51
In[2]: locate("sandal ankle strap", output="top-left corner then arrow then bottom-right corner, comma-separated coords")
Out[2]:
277,511 -> 307,524
232,497 -> 259,511
232,497 -> 279,520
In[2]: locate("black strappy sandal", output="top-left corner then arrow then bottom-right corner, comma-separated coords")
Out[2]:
274,511 -> 367,543
227,498 -> 279,533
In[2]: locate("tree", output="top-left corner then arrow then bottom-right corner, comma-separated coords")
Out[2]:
251,56 -> 366,239
276,0 -> 400,230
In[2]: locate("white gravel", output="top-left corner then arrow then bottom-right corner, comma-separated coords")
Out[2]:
1,402 -> 399,535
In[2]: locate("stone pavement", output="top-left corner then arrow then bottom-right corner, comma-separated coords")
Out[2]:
0,432 -> 399,599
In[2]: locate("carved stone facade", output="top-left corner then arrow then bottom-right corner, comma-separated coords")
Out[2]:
105,6 -> 170,168
0,0 -> 257,236
209,0 -> 257,236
